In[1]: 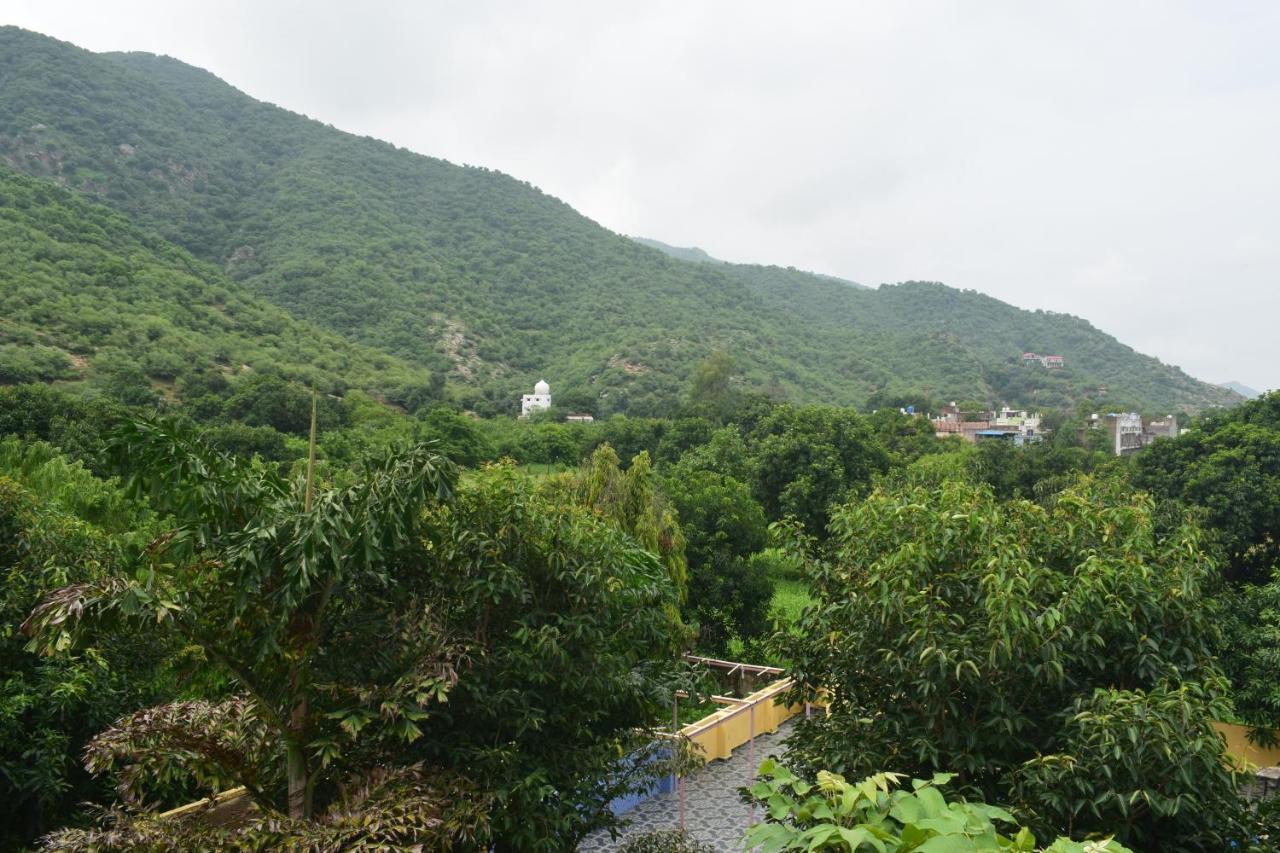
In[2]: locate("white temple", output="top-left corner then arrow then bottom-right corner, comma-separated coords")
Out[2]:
520,379 -> 551,418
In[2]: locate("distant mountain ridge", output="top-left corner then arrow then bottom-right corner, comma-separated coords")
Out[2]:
633,236 -> 868,289
631,237 -> 725,265
0,27 -> 1241,415
1219,381 -> 1261,400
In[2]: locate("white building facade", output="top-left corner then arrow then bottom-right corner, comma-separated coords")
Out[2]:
521,379 -> 551,418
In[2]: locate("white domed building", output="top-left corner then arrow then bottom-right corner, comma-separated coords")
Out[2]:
520,379 -> 551,418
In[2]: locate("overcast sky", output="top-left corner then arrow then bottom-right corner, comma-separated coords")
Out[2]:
9,1 -> 1279,392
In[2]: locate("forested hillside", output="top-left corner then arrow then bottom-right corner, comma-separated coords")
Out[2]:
0,27 -> 1239,415
0,166 -> 432,402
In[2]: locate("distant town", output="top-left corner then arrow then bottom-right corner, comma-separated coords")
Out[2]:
922,401 -> 1181,456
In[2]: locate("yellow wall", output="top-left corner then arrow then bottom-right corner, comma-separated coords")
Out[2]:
1215,722 -> 1280,770
680,695 -> 1280,778
681,678 -> 811,765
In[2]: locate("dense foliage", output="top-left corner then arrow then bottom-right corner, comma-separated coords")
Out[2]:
780,478 -> 1245,849
0,166 -> 435,405
0,26 -> 1239,415
1133,391 -> 1280,583
0,439 -> 168,847
400,464 -> 691,848
40,766 -> 490,851
18,417 -> 692,849
23,417 -> 461,824
1132,392 -> 1280,743
665,469 -> 772,652
743,761 -> 1132,852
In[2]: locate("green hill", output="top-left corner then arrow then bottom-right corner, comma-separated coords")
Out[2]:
1220,381 -> 1261,400
631,237 -> 726,266
0,27 -> 1240,415
0,165 -> 430,402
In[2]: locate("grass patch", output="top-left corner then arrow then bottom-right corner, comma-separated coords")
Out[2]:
770,577 -> 814,625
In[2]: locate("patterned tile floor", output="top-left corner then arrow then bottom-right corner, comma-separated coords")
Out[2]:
578,719 -> 796,852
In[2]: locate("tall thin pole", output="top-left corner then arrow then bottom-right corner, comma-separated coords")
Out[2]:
673,694 -> 685,829
305,391 -> 317,513
747,704 -> 757,829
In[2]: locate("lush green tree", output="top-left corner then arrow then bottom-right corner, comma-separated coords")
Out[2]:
684,552 -> 774,656
864,408 -> 946,467
0,342 -> 74,384
545,444 -> 688,596
417,405 -> 494,468
748,405 -> 890,535
968,439 -> 1110,502
665,469 -> 772,652
1217,576 -> 1280,731
665,470 -> 766,569
203,421 -> 294,462
221,374 -> 347,436
685,351 -> 741,423
780,477 -> 1244,849
1132,394 -> 1280,582
0,384 -> 124,471
668,424 -> 754,485
402,463 -> 690,848
654,416 -> 716,466
24,416 -> 459,823
0,439 -> 166,848
592,416 -> 667,465
388,372 -> 448,414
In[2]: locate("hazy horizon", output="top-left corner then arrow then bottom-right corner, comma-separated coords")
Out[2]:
6,2 -> 1278,392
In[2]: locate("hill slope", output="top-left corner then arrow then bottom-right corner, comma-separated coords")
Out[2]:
0,27 -> 1240,415
0,165 -> 430,401
1220,381 -> 1261,400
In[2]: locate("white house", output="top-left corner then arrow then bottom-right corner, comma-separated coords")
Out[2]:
520,379 -> 551,418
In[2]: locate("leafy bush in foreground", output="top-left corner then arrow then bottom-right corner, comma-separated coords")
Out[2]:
744,761 -> 1132,852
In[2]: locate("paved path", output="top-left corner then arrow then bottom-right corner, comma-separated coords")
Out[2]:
578,720 -> 795,852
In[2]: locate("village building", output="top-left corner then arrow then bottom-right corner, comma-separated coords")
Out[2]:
1021,351 -> 1066,368
1085,412 -> 1181,455
520,379 -> 551,418
931,402 -> 1043,444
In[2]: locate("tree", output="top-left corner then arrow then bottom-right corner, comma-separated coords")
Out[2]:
968,440 -> 1109,502
665,469 -> 772,652
654,416 -> 717,466
668,425 -> 753,485
780,477 -> 1245,849
24,415 -> 459,824
1217,575 -> 1280,733
748,405 -> 890,535
686,351 -> 740,422
0,384 -> 126,471
398,463 -> 690,848
419,405 -> 494,467
545,444 -> 688,596
864,407 -> 945,467
221,374 -> 347,436
1132,398 -> 1280,582
0,440 -> 166,848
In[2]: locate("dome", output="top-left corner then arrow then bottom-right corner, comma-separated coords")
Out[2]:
534,379 -> 550,395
